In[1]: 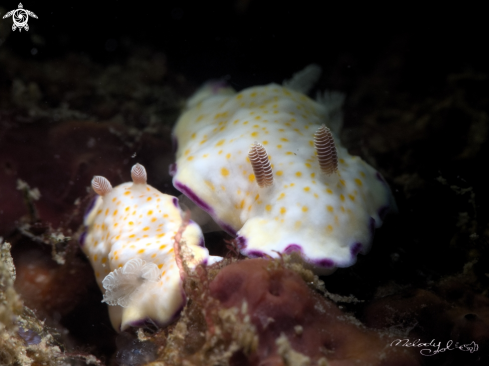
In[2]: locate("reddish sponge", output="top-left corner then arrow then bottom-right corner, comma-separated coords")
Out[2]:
209,259 -> 418,365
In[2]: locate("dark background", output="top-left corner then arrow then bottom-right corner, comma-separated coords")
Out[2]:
2,1 -> 487,88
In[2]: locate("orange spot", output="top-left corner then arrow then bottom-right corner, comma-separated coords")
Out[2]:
143,227 -> 150,231
147,197 -> 152,201
159,244 -> 167,250
138,249 -> 145,254
158,264 -> 164,269
124,191 -> 130,195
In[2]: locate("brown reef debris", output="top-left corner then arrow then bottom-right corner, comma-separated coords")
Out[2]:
145,257 -> 419,366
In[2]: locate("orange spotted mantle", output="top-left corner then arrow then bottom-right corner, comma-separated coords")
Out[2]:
81,163 -> 208,331
172,77 -> 395,274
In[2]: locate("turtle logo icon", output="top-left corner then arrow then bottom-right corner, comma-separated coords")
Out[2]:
3,3 -> 38,32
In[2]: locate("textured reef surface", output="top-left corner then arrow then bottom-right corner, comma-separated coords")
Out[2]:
1,3 -> 489,365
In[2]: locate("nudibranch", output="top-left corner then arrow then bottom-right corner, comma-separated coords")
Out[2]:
80,163 -> 209,331
171,65 -> 395,274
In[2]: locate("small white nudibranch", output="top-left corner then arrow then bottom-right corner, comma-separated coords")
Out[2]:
80,163 -> 209,331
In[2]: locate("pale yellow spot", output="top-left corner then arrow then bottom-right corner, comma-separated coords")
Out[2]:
251,131 -> 259,137
280,207 -> 287,214
355,178 -> 363,186
215,139 -> 225,147
349,194 -> 355,201
281,138 -> 289,142
151,253 -> 157,258
129,221 -> 134,225
303,187 -> 310,192
278,193 -> 285,200
295,171 -> 302,177
125,206 -> 130,211
310,173 -> 316,178
240,200 -> 245,209
326,225 -> 333,233
157,233 -> 166,238
105,208 -> 109,216
187,156 -> 194,161
221,167 -> 230,177
205,180 -> 215,191
286,152 -> 294,155
191,132 -> 196,139
93,254 -> 98,261
360,171 -> 366,178
302,206 -> 308,212
226,153 -> 231,159
276,171 -> 283,176
124,191 -> 130,196
148,210 -> 153,215
263,140 -> 268,145
304,163 -> 311,168
248,174 -> 255,182
137,249 -> 145,254
143,227 -> 150,231
129,234 -> 136,238
327,205 -> 334,213
266,204 -> 272,212
277,144 -> 282,148
340,194 -> 345,202
326,188 -> 333,194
